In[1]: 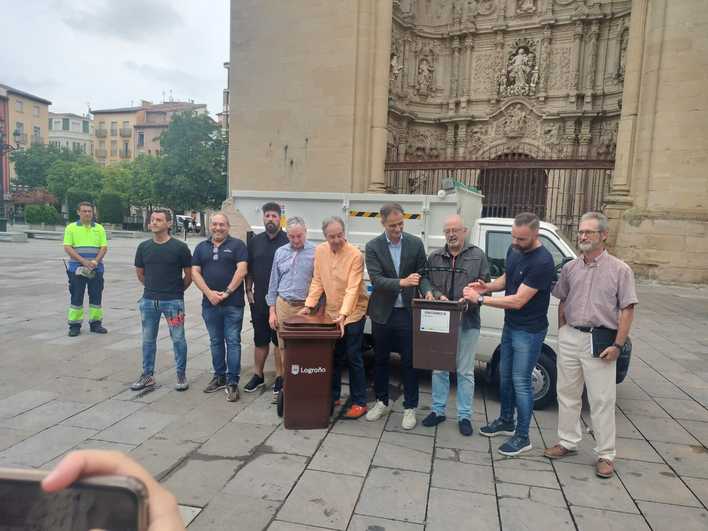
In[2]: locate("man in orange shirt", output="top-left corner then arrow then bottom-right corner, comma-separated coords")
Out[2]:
300,216 -> 369,419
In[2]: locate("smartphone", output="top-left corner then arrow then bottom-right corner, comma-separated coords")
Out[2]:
0,468 -> 149,531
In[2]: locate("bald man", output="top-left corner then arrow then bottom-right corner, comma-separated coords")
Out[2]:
192,213 -> 249,402
420,215 -> 489,436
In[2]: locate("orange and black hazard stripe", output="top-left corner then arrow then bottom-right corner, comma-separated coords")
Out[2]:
348,210 -> 421,219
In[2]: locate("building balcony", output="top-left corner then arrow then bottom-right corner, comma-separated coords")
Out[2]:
119,127 -> 133,138
119,150 -> 132,159
110,128 -> 118,137
96,148 -> 108,158
95,128 -> 108,138
31,135 -> 44,145
15,133 -> 28,145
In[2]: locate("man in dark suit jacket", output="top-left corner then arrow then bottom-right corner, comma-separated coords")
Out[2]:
365,202 -> 427,430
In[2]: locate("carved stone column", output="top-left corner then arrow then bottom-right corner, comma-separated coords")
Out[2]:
538,25 -> 552,101
584,20 -> 600,103
456,122 -> 467,160
569,20 -> 585,103
446,123 -> 455,159
462,34 -> 474,108
449,36 -> 461,112
491,31 -> 505,103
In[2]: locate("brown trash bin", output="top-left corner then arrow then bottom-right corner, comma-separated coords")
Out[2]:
411,298 -> 467,371
278,314 -> 341,429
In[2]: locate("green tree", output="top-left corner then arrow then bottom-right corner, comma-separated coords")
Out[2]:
10,144 -> 89,189
157,111 -> 227,220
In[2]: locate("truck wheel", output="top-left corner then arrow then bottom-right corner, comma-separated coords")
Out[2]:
532,348 -> 557,410
276,391 -> 283,418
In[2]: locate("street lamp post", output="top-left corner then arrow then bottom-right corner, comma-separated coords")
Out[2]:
0,128 -> 19,232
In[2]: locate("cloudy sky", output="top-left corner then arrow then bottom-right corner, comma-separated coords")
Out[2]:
2,0 -> 229,116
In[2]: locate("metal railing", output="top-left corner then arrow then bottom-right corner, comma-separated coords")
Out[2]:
384,158 -> 615,238
95,128 -> 108,138
119,127 -> 133,138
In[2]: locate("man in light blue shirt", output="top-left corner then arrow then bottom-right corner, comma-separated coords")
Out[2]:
266,216 -> 316,401
386,232 -> 405,308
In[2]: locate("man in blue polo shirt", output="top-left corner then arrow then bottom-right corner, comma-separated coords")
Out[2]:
191,213 -> 248,402
62,202 -> 108,337
463,212 -> 555,456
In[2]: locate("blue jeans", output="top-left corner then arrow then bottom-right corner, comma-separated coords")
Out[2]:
499,324 -> 548,439
202,305 -> 244,385
139,298 -> 187,377
332,317 -> 368,407
432,327 -> 480,421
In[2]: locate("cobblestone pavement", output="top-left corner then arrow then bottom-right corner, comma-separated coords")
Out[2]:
1,237 -> 707,530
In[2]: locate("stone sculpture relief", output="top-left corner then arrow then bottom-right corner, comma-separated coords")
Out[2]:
517,0 -> 537,14
416,57 -> 435,97
616,28 -> 629,81
498,40 -> 539,97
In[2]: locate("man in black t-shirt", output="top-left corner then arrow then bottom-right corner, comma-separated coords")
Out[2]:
132,209 -> 193,392
463,212 -> 555,457
191,213 -> 248,402
243,202 -> 288,395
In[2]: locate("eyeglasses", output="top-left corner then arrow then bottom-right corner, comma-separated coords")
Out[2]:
577,230 -> 601,237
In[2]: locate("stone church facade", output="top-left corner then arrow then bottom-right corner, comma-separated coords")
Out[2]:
228,0 -> 707,283
386,0 -> 629,162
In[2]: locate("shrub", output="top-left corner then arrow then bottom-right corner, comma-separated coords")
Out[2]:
25,204 -> 62,225
97,191 -> 126,225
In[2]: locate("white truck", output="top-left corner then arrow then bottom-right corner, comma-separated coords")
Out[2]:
232,188 -> 576,409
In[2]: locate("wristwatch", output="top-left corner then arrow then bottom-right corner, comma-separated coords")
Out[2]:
477,295 -> 485,305
612,342 -> 623,350
224,287 -> 233,296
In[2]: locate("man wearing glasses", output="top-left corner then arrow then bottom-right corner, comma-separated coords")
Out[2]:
420,214 -> 489,436
544,212 -> 637,479
191,213 -> 248,402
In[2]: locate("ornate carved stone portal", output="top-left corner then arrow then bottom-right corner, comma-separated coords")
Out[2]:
387,0 -> 630,163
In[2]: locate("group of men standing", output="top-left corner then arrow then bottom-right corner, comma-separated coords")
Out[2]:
63,199 -> 636,478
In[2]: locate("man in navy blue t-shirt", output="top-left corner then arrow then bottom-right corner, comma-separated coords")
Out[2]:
463,212 -> 555,456
191,213 -> 248,402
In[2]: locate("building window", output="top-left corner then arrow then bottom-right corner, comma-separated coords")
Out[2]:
122,120 -> 129,128
32,105 -> 40,117
137,131 -> 144,146
15,122 -> 24,135
53,119 -> 62,129
15,100 -> 23,112
110,121 -> 118,136
99,140 -> 106,149
83,120 -> 89,134
62,118 -> 70,131
110,140 -> 117,156
48,118 -> 52,130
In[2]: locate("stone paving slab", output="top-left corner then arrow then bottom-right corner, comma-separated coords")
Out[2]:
265,425 -> 329,456
571,507 -> 651,531
347,515 -> 423,531
188,492 -> 279,531
372,430 -> 434,473
432,458 -> 494,494
498,483 -> 575,531
93,409 -> 177,445
278,469 -> 364,530
426,487 -> 499,531
309,433 -> 378,477
0,400 -> 90,432
60,399 -> 145,430
355,467 -> 429,524
637,501 -> 708,531
0,425 -> 97,467
617,459 -> 702,506
0,390 -> 57,418
128,437 -> 200,479
554,461 -> 639,513
222,452 -> 308,502
162,457 -> 242,507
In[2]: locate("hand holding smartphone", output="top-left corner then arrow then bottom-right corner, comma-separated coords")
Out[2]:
0,450 -> 184,531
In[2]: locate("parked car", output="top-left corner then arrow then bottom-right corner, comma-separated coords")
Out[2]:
175,214 -> 201,233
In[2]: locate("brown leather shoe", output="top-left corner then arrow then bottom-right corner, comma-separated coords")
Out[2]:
544,444 -> 576,459
596,458 -> 615,478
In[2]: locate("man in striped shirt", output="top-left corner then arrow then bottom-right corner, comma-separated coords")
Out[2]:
62,202 -> 108,336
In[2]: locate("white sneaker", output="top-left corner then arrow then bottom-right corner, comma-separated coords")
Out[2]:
402,408 -> 417,430
365,400 -> 389,421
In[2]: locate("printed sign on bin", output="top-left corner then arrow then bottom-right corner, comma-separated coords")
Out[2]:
419,309 -> 451,334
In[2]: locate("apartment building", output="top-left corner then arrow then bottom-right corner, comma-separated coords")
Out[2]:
91,100 -> 207,164
48,112 -> 93,155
